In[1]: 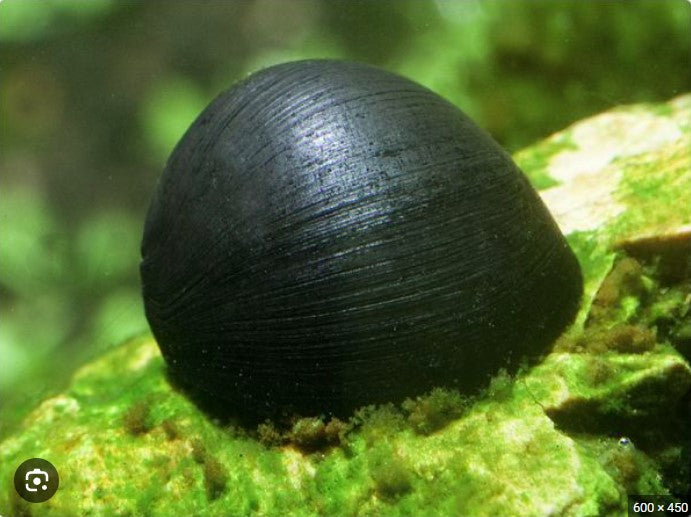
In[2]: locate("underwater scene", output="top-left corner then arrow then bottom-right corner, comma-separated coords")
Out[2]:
1,1 -> 689,516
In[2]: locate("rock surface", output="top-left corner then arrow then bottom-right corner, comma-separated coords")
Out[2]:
1,94 -> 689,516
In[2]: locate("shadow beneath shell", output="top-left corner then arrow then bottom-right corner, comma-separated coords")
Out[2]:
163,367 -> 303,430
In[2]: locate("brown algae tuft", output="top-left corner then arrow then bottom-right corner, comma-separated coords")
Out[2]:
123,401 -> 152,436
402,388 -> 470,435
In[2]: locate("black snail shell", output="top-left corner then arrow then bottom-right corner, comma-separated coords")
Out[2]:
140,60 -> 583,421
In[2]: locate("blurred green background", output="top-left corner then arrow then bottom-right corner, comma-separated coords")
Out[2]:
1,0 -> 689,437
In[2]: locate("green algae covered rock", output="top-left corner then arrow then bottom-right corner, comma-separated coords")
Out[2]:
2,335 -> 688,516
1,94 -> 689,517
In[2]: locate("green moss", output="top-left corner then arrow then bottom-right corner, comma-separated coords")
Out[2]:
556,325 -> 656,355
650,102 -> 676,117
369,447 -> 413,501
513,132 -> 577,190
353,403 -> 407,446
1,331 -> 687,515
402,388 -> 470,435
257,420 -> 285,447
612,139 -> 691,239
585,257 -> 648,327
585,357 -> 617,384
640,276 -> 691,360
484,368 -> 514,401
191,438 -> 207,463
564,231 -> 618,329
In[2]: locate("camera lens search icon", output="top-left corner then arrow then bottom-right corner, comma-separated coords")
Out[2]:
14,458 -> 59,503
25,468 -> 50,492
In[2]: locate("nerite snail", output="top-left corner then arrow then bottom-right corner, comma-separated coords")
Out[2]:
140,60 -> 583,421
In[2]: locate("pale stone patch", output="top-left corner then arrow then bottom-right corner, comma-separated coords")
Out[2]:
538,107 -> 684,235
540,167 -> 623,235
549,111 -> 682,182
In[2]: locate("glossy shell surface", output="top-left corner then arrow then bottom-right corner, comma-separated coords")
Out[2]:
140,60 -> 583,419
